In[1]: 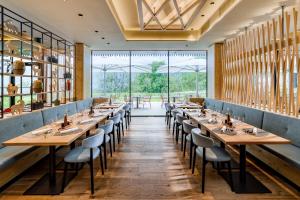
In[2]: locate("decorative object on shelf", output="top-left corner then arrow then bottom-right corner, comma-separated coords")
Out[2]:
53,99 -> 60,106
34,37 -> 42,43
47,56 -> 58,63
3,19 -> 19,35
33,48 -> 43,60
66,80 -> 71,91
10,99 -> 25,115
32,100 -> 44,110
5,41 -> 17,53
7,83 -> 18,96
12,60 -> 25,75
32,65 -> 41,76
32,80 -> 43,93
50,79 -> 57,92
63,72 -> 72,79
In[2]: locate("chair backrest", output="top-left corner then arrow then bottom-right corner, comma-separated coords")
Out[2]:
192,128 -> 213,148
165,103 -> 173,111
118,109 -> 125,118
110,113 -> 121,124
99,120 -> 114,134
183,120 -> 198,134
82,129 -> 104,148
176,113 -> 186,124
123,103 -> 130,111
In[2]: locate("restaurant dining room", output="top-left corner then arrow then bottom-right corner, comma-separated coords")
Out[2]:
0,0 -> 299,199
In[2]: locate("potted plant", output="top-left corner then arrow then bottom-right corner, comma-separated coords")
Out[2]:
53,99 -> 60,106
12,60 -> 25,75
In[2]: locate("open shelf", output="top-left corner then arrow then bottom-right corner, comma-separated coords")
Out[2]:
0,5 -> 75,118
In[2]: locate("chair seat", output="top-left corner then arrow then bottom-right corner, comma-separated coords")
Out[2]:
186,134 -> 191,141
64,146 -> 100,163
196,146 -> 231,162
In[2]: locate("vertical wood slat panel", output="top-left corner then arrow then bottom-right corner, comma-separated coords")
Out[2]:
221,7 -> 299,117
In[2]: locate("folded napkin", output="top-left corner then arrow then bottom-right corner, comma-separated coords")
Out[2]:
60,127 -> 79,134
79,119 -> 94,124
91,113 -> 103,117
32,128 -> 52,135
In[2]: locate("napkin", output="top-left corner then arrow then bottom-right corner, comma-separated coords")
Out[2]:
208,118 -> 213,123
79,119 -> 94,124
91,113 -> 103,117
253,127 -> 258,135
32,128 -> 52,135
221,126 -> 227,132
60,127 -> 79,134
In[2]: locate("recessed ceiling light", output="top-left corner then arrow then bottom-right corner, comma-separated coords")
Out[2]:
201,14 -> 205,17
95,30 -> 99,33
78,13 -> 83,17
106,42 -> 110,45
185,44 -> 189,47
102,37 -> 105,40
210,2 -> 215,5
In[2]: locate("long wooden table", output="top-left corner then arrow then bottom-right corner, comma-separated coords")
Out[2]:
3,107 -> 122,195
183,109 -> 290,194
174,102 -> 201,109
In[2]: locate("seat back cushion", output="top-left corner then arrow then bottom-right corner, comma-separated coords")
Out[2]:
76,98 -> 93,112
0,111 -> 43,148
204,98 -> 223,111
42,106 -> 59,125
262,112 -> 300,147
222,102 -> 264,128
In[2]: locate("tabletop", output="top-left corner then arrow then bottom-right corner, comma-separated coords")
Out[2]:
184,109 -> 290,145
3,110 -> 112,147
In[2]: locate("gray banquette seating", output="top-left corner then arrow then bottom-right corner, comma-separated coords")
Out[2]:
0,98 -> 93,188
205,98 -> 300,186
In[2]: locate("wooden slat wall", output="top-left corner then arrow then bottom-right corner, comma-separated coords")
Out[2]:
221,8 -> 300,117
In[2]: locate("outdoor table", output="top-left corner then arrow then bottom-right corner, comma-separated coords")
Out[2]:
132,96 -> 142,108
183,109 -> 290,194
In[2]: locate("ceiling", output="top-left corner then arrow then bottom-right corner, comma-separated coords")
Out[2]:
0,0 -> 299,50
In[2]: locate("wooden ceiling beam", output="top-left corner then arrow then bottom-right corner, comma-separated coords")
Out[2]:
137,0 -> 144,30
173,0 -> 184,29
184,0 -> 207,30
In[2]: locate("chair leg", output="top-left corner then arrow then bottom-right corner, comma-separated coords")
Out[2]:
125,116 -> 128,129
192,147 -> 196,174
227,161 -> 234,191
201,158 -> 206,193
61,162 -> 68,193
172,120 -> 175,135
103,142 -> 107,169
181,129 -> 184,151
183,135 -> 187,157
89,159 -> 94,194
109,140 -> 113,157
189,140 -> 193,169
112,128 -> 116,152
122,121 -> 124,136
99,151 -> 104,175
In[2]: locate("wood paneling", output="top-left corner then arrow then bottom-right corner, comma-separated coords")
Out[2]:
75,43 -> 84,100
221,8 -> 300,117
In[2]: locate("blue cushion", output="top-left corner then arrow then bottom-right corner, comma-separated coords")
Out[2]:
262,112 -> 300,147
222,102 -> 264,128
205,98 -> 223,111
76,98 -> 93,112
0,146 -> 36,170
0,111 -> 43,148
64,146 -> 100,163
262,144 -> 300,167
42,106 -> 59,125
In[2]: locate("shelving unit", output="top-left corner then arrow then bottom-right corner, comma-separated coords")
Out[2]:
0,6 -> 75,118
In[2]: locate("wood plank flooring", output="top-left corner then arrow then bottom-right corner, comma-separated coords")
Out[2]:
0,117 -> 299,199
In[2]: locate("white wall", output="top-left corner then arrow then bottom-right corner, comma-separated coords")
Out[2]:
207,45 -> 215,98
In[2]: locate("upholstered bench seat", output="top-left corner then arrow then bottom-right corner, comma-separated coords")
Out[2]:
261,144 -> 300,167
0,146 -> 36,170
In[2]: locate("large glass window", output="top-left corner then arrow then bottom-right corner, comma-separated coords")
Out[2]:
91,50 -> 207,116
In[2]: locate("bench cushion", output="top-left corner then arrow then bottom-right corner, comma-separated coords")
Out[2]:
262,144 -> 300,167
262,112 -> 300,147
0,146 -> 36,170
222,102 -> 264,128
76,98 -> 93,112
204,98 -> 223,111
0,111 -> 44,148
42,103 -> 77,125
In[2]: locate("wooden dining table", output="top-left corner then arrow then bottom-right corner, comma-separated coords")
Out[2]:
174,102 -> 201,109
183,109 -> 290,194
2,108 -> 120,195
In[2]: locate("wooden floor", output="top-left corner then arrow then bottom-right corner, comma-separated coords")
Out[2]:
1,117 -> 299,200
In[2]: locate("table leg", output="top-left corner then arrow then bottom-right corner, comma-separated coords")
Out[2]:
49,146 -> 56,189
137,98 -> 139,109
239,145 -> 246,183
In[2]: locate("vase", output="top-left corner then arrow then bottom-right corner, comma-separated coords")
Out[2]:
12,60 -> 25,75
32,80 -> 43,93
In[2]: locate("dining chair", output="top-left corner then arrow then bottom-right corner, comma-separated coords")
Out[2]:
123,103 -> 131,128
61,129 -> 105,194
142,96 -> 151,108
160,95 -> 166,107
165,103 -> 174,128
109,113 -> 121,151
98,120 -> 114,169
175,113 -> 187,146
118,109 -> 125,136
171,109 -> 182,136
191,128 -> 233,193
182,120 -> 198,168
